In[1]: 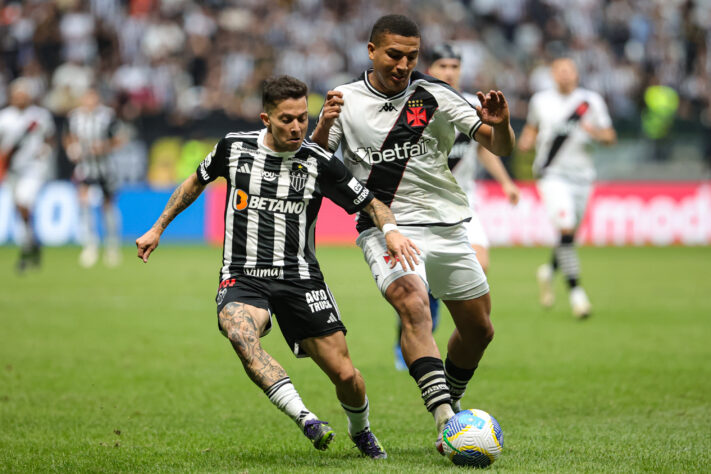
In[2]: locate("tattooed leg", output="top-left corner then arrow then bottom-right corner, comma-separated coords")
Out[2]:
218,302 -> 288,390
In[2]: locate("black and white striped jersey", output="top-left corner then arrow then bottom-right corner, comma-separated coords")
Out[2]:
323,70 -> 483,232
197,128 -> 374,282
67,104 -> 119,182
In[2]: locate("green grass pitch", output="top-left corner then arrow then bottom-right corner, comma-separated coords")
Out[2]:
1,245 -> 710,472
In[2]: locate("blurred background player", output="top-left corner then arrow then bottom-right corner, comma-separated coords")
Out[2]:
64,87 -> 124,267
392,43 -> 521,371
0,78 -> 55,273
519,58 -> 616,318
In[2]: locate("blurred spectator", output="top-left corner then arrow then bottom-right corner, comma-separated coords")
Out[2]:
0,0 -> 708,181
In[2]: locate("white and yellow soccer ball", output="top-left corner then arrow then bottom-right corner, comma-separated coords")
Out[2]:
441,409 -> 504,467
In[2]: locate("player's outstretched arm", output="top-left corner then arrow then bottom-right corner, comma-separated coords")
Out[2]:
473,90 -> 516,156
477,146 -> 520,205
363,198 -> 421,272
136,173 -> 206,263
311,90 -> 343,150
517,124 -> 538,152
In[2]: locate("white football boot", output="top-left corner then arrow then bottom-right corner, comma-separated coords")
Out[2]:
79,245 -> 99,268
569,286 -> 592,319
536,263 -> 555,308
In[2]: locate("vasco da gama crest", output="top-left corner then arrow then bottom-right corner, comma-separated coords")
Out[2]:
289,162 -> 309,191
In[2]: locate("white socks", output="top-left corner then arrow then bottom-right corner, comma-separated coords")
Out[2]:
265,377 -> 317,429
341,396 -> 370,436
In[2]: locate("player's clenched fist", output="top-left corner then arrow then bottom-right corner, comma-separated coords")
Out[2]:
320,90 -> 344,127
136,229 -> 161,263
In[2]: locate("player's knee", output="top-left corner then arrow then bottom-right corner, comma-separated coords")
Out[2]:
332,364 -> 358,388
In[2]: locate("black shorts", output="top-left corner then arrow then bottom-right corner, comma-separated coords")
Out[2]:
215,276 -> 346,358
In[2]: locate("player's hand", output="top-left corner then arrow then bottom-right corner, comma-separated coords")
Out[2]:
136,229 -> 161,263
384,230 -> 421,272
319,90 -> 344,129
503,181 -> 520,205
475,90 -> 510,127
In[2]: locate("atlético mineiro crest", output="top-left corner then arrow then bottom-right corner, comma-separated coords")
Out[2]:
289,163 -> 308,191
406,99 -> 429,127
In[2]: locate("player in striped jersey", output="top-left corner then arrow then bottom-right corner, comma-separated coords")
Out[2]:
0,78 -> 55,273
136,76 -> 419,458
311,15 -> 515,451
64,88 -> 123,267
391,43 -> 521,371
519,58 -> 616,319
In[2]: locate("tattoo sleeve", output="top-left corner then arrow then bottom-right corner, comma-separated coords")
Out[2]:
365,198 -> 396,230
152,175 -> 205,232
218,302 -> 288,390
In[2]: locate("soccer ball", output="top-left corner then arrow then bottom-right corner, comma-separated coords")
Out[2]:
440,409 -> 504,467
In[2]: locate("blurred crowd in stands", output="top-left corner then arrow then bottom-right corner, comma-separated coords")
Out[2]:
1,0 -> 710,184
1,0 -> 709,123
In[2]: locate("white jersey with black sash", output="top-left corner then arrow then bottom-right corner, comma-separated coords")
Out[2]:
0,104 -> 55,176
197,129 -> 374,282
323,70 -> 483,232
526,87 -> 612,183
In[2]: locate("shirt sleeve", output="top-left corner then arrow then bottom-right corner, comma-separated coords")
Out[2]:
525,94 -> 540,128
196,137 -> 229,184
436,85 -> 483,140
318,152 -> 374,214
41,110 -> 55,139
590,93 -> 613,129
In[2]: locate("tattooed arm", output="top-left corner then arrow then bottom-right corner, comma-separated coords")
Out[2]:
136,173 -> 206,262
362,198 -> 421,272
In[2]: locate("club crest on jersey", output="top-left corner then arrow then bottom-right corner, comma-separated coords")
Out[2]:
406,98 -> 429,127
289,163 -> 308,191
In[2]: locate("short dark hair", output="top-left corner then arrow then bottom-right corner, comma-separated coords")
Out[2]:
369,14 -> 420,45
429,43 -> 462,64
262,75 -> 308,112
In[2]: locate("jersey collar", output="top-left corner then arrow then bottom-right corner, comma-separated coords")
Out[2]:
363,70 -> 411,101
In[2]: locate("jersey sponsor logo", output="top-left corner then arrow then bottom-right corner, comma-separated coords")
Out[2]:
233,189 -> 305,214
289,163 -> 308,191
353,188 -> 370,206
243,267 -> 283,278
305,289 -> 333,312
262,170 -> 278,182
347,177 -> 363,194
379,102 -> 396,112
233,189 -> 249,211
219,278 -> 238,288
354,139 -> 430,164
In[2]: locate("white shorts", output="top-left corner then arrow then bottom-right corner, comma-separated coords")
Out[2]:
465,211 -> 490,249
356,224 -> 489,301
537,176 -> 592,231
7,173 -> 44,209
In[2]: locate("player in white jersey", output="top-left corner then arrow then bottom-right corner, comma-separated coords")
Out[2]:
65,88 -> 124,268
0,78 -> 55,273
312,15 -> 515,450
519,58 -> 616,318
391,43 -> 522,370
